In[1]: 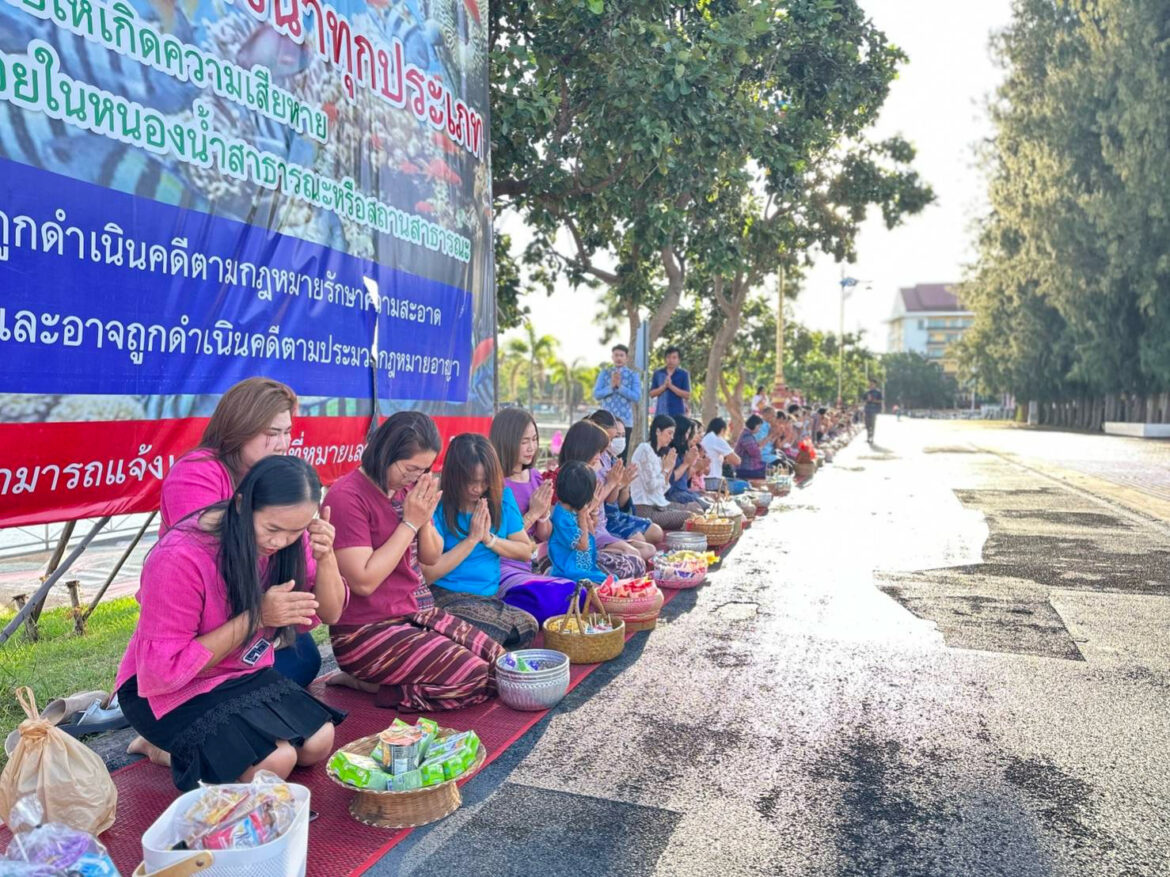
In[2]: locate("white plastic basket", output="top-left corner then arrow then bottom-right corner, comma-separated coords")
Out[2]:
140,783 -> 310,877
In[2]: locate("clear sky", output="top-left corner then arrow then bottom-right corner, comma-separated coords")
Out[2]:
501,0 -> 1017,367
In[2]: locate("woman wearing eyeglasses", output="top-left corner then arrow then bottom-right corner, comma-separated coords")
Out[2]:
322,412 -> 504,712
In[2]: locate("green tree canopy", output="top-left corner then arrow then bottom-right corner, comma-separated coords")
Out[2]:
961,0 -> 1170,406
882,353 -> 957,409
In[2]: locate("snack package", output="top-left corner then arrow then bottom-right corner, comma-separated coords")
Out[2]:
1,796 -> 120,877
433,746 -> 478,782
376,726 -> 424,776
418,761 -> 446,787
389,770 -> 422,792
175,771 -> 297,851
328,752 -> 388,791
424,731 -> 480,762
415,718 -> 440,757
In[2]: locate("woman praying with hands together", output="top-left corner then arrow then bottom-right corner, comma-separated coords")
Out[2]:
116,456 -> 347,790
324,412 -> 504,711
422,434 -> 540,649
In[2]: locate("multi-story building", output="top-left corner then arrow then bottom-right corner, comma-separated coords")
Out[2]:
886,283 -> 973,375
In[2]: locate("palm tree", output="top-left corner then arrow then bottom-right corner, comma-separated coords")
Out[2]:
501,341 -> 530,404
549,357 -> 585,421
573,363 -> 600,417
508,321 -> 559,410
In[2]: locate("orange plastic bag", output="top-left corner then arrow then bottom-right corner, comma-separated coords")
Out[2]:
0,686 -> 117,835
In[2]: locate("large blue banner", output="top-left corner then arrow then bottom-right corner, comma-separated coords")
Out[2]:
1,158 -> 472,400
0,0 -> 495,524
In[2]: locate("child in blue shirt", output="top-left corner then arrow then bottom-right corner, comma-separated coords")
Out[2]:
548,461 -> 608,584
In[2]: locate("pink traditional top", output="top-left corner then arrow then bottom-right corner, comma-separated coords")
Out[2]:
115,524 -> 326,719
322,469 -> 425,624
159,449 -> 234,534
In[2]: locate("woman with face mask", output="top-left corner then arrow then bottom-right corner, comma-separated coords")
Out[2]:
586,411 -> 665,548
116,456 -> 347,790
553,420 -> 649,578
734,415 -> 768,480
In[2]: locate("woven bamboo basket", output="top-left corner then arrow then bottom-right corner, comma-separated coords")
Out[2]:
622,611 -> 661,632
327,728 -> 486,829
542,583 -> 626,664
793,460 -> 815,479
599,582 -> 664,633
653,554 -> 708,589
686,514 -> 735,548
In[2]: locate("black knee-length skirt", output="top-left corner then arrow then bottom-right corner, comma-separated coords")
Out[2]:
119,669 -> 346,791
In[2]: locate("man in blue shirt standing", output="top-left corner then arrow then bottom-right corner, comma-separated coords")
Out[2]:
649,346 -> 691,417
593,343 -> 642,460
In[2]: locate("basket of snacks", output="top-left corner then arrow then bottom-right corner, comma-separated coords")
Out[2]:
542,582 -> 626,664
597,576 -> 664,632
686,513 -> 735,548
665,530 -> 708,552
495,649 -> 571,711
652,550 -> 715,589
141,772 -> 310,876
327,719 -> 486,829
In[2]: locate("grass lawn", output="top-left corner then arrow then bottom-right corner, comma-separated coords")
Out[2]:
0,602 -> 331,767
0,598 -> 139,756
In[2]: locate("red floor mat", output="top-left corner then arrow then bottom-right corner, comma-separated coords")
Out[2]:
43,586 -> 689,876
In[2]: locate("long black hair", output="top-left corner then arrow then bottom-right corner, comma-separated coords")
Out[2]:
669,415 -> 696,458
649,415 -> 677,457
439,433 -> 504,536
216,455 -> 321,648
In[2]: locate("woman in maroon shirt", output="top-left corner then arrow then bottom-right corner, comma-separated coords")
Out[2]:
323,412 -> 503,711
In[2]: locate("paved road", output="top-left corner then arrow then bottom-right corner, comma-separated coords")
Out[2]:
372,418 -> 1170,877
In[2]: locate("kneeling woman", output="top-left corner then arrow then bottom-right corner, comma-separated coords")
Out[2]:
116,456 -> 347,791
422,434 -> 540,650
324,412 -> 505,711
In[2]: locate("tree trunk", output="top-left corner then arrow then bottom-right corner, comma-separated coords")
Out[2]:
703,315 -> 740,424
701,276 -> 748,425
645,245 -> 687,352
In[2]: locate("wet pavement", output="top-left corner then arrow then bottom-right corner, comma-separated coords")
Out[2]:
371,418 -> 1170,876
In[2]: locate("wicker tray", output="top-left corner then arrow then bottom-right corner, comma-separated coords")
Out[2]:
543,582 -> 626,664
599,583 -> 664,632
327,728 -> 487,829
686,515 -> 735,548
653,561 -> 707,589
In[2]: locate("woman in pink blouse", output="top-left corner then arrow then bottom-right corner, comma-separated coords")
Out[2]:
158,378 -> 323,687
116,456 -> 348,791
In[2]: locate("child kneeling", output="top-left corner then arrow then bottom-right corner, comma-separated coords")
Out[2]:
548,461 -> 608,584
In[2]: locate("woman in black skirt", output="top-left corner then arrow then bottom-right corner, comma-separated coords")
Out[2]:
115,456 -> 348,790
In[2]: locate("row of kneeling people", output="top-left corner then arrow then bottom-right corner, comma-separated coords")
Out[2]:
118,378 -> 736,791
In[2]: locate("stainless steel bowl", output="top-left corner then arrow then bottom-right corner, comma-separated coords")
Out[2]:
496,650 -> 571,711
665,531 -> 708,552
495,649 -> 570,679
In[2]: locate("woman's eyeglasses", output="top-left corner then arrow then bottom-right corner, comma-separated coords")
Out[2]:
397,461 -> 432,478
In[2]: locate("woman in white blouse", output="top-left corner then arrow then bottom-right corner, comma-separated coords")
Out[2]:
629,415 -> 703,531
